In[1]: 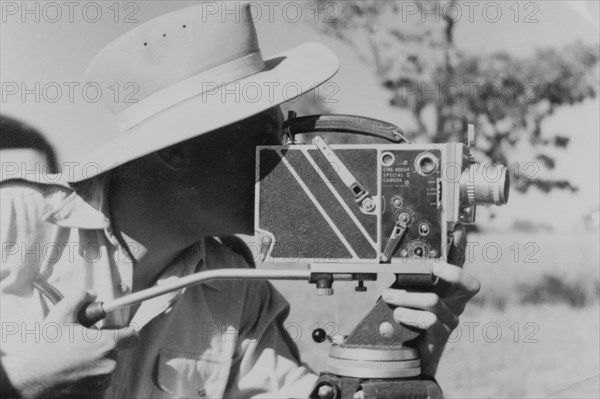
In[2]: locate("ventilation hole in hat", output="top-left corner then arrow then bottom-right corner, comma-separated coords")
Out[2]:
163,34 -> 166,37
182,24 -> 186,28
143,42 -> 148,46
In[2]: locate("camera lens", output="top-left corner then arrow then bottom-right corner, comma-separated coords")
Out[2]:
460,163 -> 510,206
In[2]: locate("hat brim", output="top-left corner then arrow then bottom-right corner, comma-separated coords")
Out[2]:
67,42 -> 339,183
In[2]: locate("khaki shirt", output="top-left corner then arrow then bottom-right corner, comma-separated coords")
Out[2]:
0,176 -> 316,398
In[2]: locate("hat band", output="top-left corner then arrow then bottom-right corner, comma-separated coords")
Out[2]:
116,51 -> 265,131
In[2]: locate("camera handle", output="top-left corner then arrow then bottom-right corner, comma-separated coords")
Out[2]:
283,112 -> 410,144
73,265 -> 443,398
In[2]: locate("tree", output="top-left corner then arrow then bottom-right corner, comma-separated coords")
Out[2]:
304,0 -> 599,193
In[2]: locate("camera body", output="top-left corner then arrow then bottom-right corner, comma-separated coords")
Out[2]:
255,115 -> 508,266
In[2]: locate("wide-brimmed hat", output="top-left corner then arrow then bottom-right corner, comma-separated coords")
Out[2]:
68,2 -> 339,182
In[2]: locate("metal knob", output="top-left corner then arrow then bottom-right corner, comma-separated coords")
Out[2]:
316,287 -> 334,296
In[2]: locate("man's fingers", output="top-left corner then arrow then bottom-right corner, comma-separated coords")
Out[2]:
453,224 -> 466,249
392,307 -> 453,336
94,358 -> 118,376
447,224 -> 466,267
113,327 -> 140,350
47,289 -> 97,323
383,289 -> 459,328
90,327 -> 139,353
47,289 -> 139,351
433,262 -> 481,298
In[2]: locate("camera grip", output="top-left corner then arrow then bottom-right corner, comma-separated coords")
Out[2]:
283,114 -> 408,143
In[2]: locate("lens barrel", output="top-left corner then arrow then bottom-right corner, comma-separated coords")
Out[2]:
460,164 -> 509,206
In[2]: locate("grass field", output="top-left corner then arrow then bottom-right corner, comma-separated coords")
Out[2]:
271,231 -> 600,398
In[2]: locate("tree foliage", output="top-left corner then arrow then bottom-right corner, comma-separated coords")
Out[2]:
305,0 -> 599,193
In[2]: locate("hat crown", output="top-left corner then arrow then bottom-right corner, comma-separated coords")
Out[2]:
86,3 -> 261,115
72,2 -> 339,183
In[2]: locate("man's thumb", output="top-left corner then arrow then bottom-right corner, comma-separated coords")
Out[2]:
46,288 -> 97,323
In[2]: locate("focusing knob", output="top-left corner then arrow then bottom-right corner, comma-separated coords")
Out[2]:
460,163 -> 509,206
312,328 -> 327,343
466,181 -> 476,204
492,181 -> 503,204
316,287 -> 334,296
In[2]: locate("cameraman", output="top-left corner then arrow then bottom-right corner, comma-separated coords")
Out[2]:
0,3 -> 479,398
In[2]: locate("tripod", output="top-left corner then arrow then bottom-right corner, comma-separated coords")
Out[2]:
309,277 -> 444,399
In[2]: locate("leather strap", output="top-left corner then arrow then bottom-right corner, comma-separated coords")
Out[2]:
283,114 -> 409,143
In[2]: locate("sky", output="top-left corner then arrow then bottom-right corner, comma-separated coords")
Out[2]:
1,0 -> 599,231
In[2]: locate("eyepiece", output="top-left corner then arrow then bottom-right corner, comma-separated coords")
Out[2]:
460,163 -> 509,206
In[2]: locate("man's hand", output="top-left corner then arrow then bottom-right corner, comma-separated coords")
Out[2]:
381,225 -> 480,377
2,289 -> 139,399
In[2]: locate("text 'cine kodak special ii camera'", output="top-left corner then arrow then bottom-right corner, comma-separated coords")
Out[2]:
255,113 -> 509,267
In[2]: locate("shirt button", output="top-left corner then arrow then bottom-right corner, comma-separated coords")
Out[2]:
197,388 -> 207,397
119,283 -> 130,293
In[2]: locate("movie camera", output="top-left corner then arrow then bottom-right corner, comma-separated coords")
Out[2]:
254,112 -> 509,399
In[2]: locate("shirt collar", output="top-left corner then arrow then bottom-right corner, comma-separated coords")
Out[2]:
44,173 -> 111,232
43,173 -> 125,249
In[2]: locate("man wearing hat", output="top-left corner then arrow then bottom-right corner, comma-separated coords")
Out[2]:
0,3 -> 479,398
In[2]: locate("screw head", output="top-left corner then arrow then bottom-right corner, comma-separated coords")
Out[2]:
397,212 -> 411,224
379,321 -> 395,338
362,198 -> 375,212
318,385 -> 335,399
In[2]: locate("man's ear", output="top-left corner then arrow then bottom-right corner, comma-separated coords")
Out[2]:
155,144 -> 189,170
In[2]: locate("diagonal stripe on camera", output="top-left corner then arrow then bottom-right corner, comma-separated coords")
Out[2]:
300,148 -> 378,252
279,149 -> 377,260
275,149 -> 360,260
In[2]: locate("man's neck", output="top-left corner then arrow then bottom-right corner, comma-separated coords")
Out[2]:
107,177 -> 201,291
